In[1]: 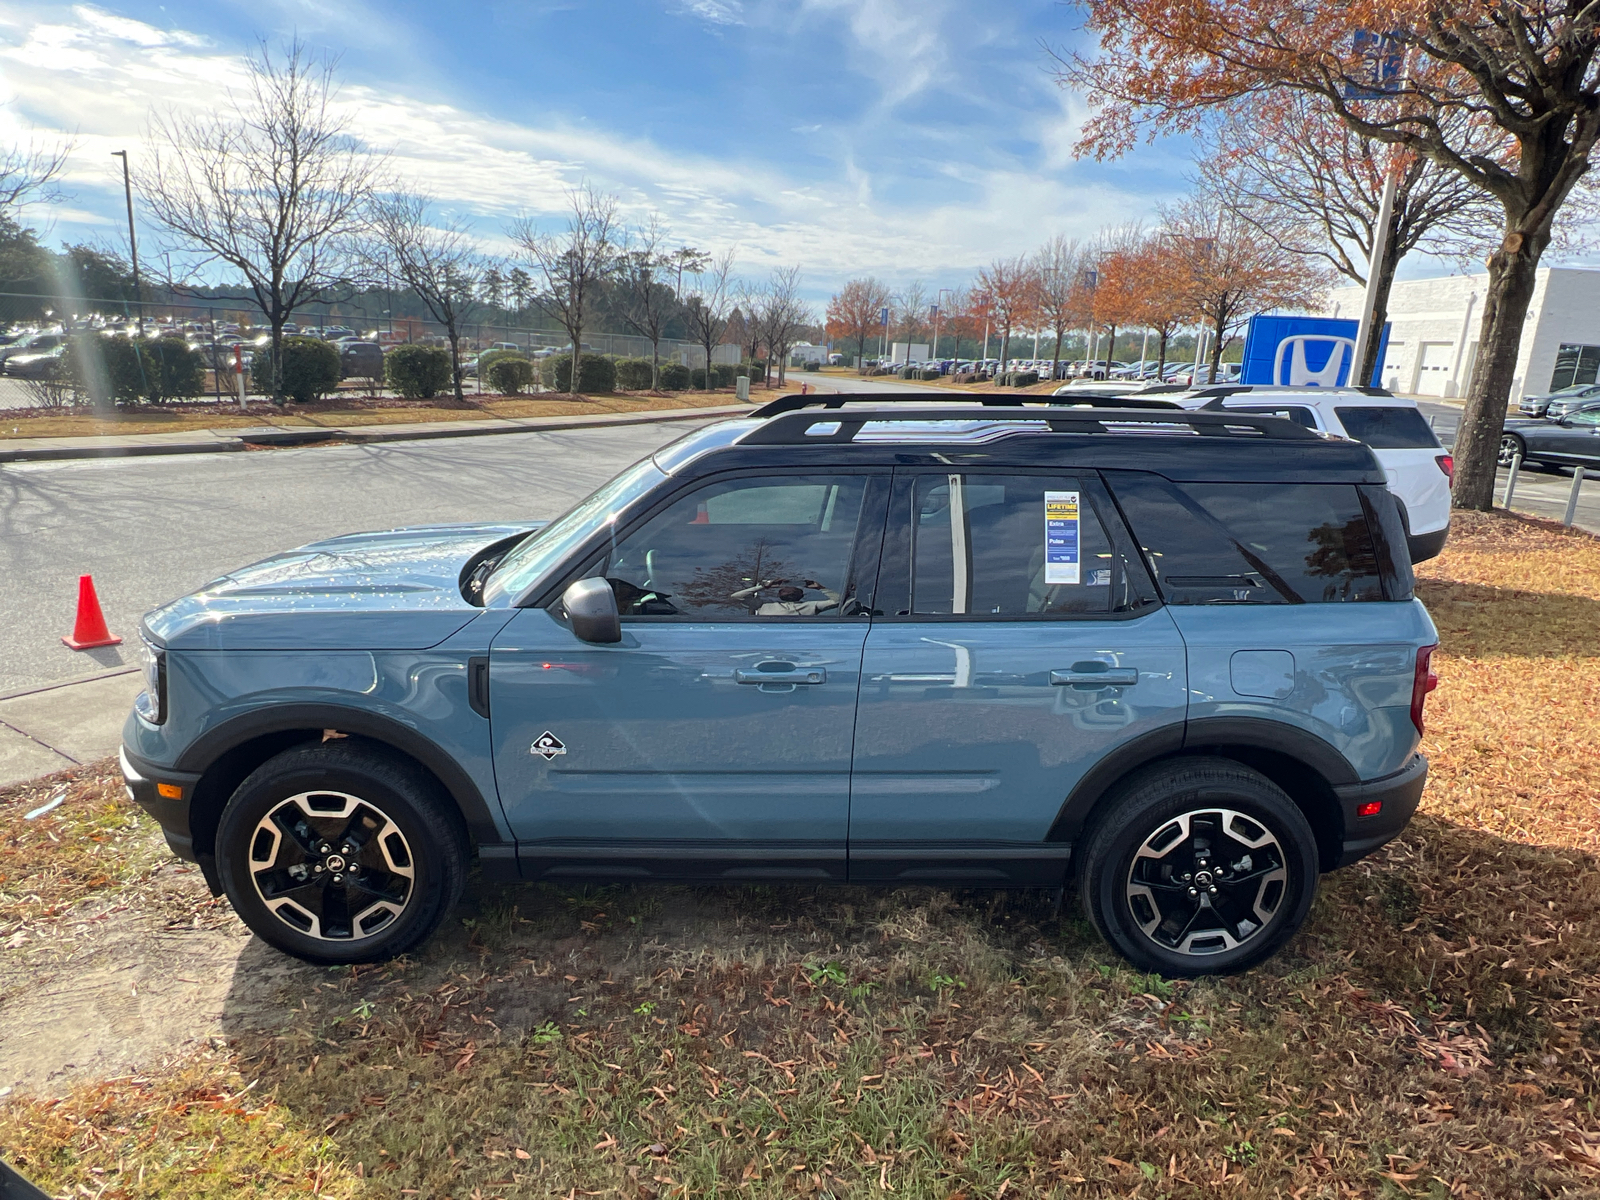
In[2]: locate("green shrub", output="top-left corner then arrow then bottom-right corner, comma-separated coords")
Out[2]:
539,352 -> 615,393
1006,370 -> 1040,387
486,356 -> 534,395
740,360 -> 766,381
75,336 -> 204,405
386,344 -> 452,399
803,360 -> 822,372
658,362 -> 690,391
476,348 -> 524,381
279,336 -> 342,403
615,357 -> 655,390
919,368 -> 942,381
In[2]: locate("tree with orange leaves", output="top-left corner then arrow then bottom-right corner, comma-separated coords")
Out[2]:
1162,187 -> 1329,381
1056,0 -> 1600,507
825,277 -> 891,373
1034,234 -> 1092,379
974,256 -> 1040,375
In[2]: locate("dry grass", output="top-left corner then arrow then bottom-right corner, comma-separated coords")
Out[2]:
3,510 -> 1599,1199
0,389 -> 763,441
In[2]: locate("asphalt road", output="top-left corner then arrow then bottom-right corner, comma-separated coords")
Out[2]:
0,420 -> 712,695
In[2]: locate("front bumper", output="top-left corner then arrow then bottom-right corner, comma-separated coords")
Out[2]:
1331,753 -> 1428,868
119,746 -> 201,863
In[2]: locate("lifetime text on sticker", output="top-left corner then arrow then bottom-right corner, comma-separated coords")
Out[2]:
1044,491 -> 1081,585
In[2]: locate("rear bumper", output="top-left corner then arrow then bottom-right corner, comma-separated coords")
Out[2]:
119,746 -> 201,863
1332,753 -> 1427,868
1407,526 -> 1449,564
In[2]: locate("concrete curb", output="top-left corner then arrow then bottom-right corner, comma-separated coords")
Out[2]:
0,403 -> 755,465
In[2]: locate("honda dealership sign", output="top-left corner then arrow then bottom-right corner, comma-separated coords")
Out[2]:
1240,316 -> 1392,388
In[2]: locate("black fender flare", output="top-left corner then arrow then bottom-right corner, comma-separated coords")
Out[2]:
1046,717 -> 1357,850
174,703 -> 504,845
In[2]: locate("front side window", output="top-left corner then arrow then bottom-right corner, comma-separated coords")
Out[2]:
603,474 -> 873,618
1567,409 -> 1600,428
905,474 -> 1139,616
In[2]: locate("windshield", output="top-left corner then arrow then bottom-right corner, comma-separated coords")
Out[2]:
480,457 -> 666,606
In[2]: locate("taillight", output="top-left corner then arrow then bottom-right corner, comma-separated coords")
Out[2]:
1435,454 -> 1453,480
1411,644 -> 1438,735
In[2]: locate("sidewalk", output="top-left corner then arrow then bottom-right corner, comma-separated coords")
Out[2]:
0,402 -> 754,465
0,670 -> 140,788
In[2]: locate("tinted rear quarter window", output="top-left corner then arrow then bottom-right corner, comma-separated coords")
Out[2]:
1105,473 -> 1385,604
1334,406 -> 1441,449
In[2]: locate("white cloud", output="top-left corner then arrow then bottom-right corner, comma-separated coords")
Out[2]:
0,3 -> 1168,297
673,0 -> 744,27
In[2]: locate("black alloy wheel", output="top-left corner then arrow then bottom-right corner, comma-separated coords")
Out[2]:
217,742 -> 467,964
1079,758 -> 1320,976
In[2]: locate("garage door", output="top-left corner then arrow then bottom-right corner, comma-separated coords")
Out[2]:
1415,341 -> 1454,396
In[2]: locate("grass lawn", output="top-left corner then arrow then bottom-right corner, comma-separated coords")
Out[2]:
0,388 -> 767,441
1,510 -> 1597,1198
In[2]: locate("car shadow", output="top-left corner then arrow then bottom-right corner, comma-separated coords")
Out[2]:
1416,576 -> 1600,658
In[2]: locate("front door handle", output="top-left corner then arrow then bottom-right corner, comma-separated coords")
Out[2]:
735,662 -> 827,685
1051,667 -> 1139,688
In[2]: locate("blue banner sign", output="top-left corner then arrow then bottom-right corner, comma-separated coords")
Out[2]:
1240,315 -> 1392,388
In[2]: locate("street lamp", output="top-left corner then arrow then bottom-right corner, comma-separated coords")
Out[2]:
110,151 -> 144,337
1083,268 -> 1100,378
932,288 -> 956,364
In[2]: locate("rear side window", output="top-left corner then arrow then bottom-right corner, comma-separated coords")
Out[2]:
904,474 -> 1144,616
1334,406 -> 1441,449
1105,473 -> 1385,604
1220,404 -> 1319,429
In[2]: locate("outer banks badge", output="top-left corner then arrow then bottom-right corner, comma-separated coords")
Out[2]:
530,731 -> 567,760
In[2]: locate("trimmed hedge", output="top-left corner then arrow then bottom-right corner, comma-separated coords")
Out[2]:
658,362 -> 691,391
918,369 -> 942,381
615,357 -> 655,390
540,352 -> 615,393
77,336 -> 204,405
280,336 -> 342,403
476,348 -> 524,381
487,356 -> 534,395
386,344 -> 452,399
803,360 -> 822,372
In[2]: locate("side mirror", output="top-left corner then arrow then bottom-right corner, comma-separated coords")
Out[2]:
562,577 -> 621,644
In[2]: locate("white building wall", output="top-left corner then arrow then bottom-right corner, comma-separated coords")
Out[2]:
1322,267 -> 1600,399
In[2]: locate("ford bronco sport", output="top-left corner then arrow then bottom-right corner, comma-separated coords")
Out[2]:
121,395 -> 1437,976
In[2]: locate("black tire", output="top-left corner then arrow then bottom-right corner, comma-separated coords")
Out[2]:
1078,757 -> 1319,977
1498,433 -> 1526,468
217,741 -> 468,965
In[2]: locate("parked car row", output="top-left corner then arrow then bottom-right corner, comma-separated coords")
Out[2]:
1499,398 -> 1600,471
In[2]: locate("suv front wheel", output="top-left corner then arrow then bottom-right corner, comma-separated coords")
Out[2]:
1079,758 -> 1319,976
217,742 -> 468,964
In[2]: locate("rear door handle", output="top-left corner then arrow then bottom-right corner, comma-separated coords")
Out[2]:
735,663 -> 827,685
1051,667 -> 1139,688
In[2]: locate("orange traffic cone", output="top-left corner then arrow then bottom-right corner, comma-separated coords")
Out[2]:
62,574 -> 122,650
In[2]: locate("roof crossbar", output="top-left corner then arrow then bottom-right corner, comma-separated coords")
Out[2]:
748,391 -> 1183,419
736,403 -> 1322,445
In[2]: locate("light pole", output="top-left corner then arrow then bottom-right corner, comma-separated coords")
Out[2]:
111,150 -> 143,337
1083,268 -> 1100,378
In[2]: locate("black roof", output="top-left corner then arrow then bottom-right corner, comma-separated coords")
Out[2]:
678,395 -> 1388,485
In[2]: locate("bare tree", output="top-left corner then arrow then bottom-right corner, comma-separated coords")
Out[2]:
893,280 -> 931,349
367,192 -> 487,403
1034,234 -> 1089,379
733,278 -> 763,365
615,214 -> 675,388
509,183 -> 619,393
757,266 -> 810,385
137,39 -> 376,400
0,135 -> 73,214
682,251 -> 735,392
1204,98 -> 1500,383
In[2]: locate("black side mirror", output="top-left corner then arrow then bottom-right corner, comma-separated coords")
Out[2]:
563,577 -> 621,644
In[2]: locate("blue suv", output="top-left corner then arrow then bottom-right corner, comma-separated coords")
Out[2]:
121,396 -> 1437,975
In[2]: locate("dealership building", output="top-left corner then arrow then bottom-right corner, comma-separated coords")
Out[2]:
1321,266 -> 1600,400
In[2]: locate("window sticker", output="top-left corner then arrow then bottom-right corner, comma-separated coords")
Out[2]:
1044,491 -> 1081,585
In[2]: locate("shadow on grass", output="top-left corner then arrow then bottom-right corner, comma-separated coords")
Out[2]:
1417,575 -> 1600,657
212,813 -> 1600,1199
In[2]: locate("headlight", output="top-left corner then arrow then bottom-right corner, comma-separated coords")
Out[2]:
135,637 -> 166,724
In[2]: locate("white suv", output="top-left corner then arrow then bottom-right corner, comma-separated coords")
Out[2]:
1170,387 -> 1452,562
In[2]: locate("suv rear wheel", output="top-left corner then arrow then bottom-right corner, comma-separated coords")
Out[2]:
217,742 -> 468,964
1079,758 -> 1319,976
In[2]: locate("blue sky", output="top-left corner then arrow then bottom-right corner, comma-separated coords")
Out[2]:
0,1 -> 1199,300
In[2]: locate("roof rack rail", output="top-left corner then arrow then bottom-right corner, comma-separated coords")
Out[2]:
1188,384 -> 1394,399
749,391 -> 1182,419
736,403 -> 1321,445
